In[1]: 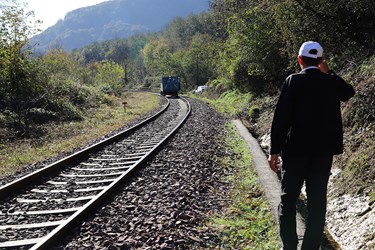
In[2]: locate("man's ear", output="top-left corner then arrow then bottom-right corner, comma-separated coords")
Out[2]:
297,55 -> 303,65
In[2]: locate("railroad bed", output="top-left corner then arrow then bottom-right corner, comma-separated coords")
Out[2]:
0,97 -> 191,249
0,97 -> 342,250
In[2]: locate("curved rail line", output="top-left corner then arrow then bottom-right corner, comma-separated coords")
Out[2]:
0,96 -> 191,249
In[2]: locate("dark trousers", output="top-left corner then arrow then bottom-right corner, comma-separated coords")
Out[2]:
278,155 -> 333,250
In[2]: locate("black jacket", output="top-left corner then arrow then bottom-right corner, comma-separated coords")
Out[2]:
270,68 -> 355,156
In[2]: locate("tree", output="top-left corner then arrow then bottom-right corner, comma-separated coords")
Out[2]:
0,1 -> 44,131
142,38 -> 175,86
181,34 -> 214,90
271,0 -> 375,67
81,42 -> 106,64
209,0 -> 288,92
165,12 -> 215,51
105,39 -> 129,84
96,60 -> 125,95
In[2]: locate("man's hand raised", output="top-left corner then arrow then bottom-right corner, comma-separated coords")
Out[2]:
319,58 -> 330,73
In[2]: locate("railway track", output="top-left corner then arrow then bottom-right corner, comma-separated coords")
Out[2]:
0,97 -> 190,250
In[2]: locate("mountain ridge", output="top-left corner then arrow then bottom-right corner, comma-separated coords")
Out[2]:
31,0 -> 209,52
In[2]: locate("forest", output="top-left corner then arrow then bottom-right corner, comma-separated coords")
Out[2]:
1,0 -> 374,196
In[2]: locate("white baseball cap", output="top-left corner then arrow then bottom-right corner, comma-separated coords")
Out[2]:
298,41 -> 323,59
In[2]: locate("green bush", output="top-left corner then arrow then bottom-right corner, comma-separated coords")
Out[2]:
248,105 -> 260,121
66,81 -> 103,108
26,108 -> 59,124
47,99 -> 83,121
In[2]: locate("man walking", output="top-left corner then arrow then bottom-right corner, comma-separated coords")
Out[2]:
268,41 -> 355,250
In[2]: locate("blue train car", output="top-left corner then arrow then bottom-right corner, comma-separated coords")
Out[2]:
160,76 -> 180,96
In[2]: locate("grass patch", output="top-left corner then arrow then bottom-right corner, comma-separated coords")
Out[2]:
343,153 -> 368,178
202,90 -> 253,116
0,92 -> 160,175
207,123 -> 280,249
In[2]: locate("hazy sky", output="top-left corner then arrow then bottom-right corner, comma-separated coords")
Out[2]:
24,0 -> 109,31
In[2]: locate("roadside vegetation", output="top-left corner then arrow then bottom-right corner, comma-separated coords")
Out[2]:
207,122 -> 280,249
202,90 -> 253,116
0,92 -> 159,175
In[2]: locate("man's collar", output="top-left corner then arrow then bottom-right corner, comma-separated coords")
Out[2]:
301,66 -> 320,72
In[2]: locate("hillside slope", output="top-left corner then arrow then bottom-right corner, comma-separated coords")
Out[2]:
30,0 -> 209,52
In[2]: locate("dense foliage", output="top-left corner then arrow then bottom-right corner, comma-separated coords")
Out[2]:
1,0 -> 374,137
77,0 -> 375,93
208,0 -> 375,92
77,12 -> 215,91
0,1 -> 124,137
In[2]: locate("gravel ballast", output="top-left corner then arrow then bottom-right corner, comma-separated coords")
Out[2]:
49,98 -> 231,249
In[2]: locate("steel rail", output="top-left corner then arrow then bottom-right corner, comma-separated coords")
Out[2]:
0,96 -> 190,249
0,96 -> 170,200
29,97 -> 191,250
